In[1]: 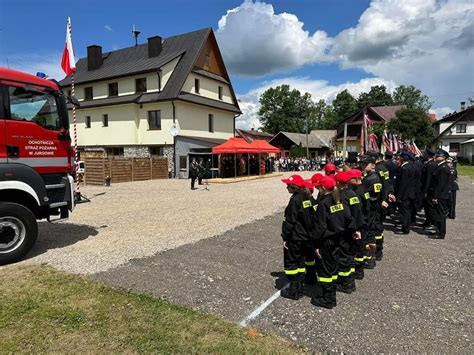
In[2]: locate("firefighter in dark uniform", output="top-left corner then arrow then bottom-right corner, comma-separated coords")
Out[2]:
447,158 -> 459,219
280,174 -> 316,299
335,171 -> 363,293
427,149 -> 451,239
347,168 -> 369,280
359,155 -> 383,269
310,176 -> 355,309
394,151 -> 417,235
411,154 -> 423,222
372,152 -> 393,260
420,149 -> 437,230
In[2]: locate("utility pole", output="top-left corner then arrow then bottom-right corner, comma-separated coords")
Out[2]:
305,113 -> 309,159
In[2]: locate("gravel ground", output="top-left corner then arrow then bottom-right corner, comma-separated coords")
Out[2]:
22,172 -> 312,274
95,176 -> 474,352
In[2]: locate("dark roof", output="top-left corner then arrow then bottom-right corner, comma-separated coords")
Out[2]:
192,68 -> 229,84
269,131 -> 328,149
60,28 -> 241,113
179,135 -> 227,145
434,106 -> 474,124
370,105 -> 404,122
67,94 -> 141,109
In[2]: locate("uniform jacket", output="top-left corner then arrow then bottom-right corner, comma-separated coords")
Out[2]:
353,184 -> 370,234
340,188 -> 364,231
421,159 -> 437,196
395,162 -> 417,201
375,161 -> 392,201
282,191 -> 316,242
313,193 -> 355,245
429,161 -> 451,200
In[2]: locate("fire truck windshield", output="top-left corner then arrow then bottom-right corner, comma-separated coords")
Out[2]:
8,86 -> 67,131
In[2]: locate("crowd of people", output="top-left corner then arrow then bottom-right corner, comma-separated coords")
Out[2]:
276,157 -> 325,172
189,158 -> 211,190
280,148 -> 458,309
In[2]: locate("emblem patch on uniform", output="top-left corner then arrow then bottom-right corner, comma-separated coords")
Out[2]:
374,183 -> 382,193
302,200 -> 312,208
364,192 -> 370,200
330,203 -> 344,213
313,204 -> 318,211
384,171 -> 389,180
349,197 -> 360,205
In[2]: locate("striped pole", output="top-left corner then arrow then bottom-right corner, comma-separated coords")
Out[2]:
68,19 -> 80,194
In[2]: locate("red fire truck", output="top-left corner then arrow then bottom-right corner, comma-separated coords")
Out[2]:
0,67 -> 77,265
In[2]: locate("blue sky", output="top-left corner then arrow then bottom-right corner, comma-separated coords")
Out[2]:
1,0 -> 472,128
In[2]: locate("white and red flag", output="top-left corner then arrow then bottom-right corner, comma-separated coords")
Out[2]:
61,17 -> 76,76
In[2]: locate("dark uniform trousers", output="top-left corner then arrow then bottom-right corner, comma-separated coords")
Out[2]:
284,241 -> 315,279
314,236 -> 340,307
433,199 -> 449,237
338,233 -> 356,289
399,198 -> 417,232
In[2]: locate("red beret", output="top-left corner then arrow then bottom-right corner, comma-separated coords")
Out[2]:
324,163 -> 336,172
348,169 -> 362,179
281,174 -> 305,188
320,176 -> 336,190
335,171 -> 351,183
310,173 -> 323,186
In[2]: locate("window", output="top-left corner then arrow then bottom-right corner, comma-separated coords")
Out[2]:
85,116 -> 91,128
449,142 -> 460,152
218,86 -> 223,100
135,78 -> 147,93
84,87 -> 93,100
179,156 -> 187,169
8,86 -> 62,131
208,114 -> 214,133
102,114 -> 108,127
149,146 -> 164,156
456,124 -> 466,133
108,82 -> 118,97
148,110 -> 161,130
194,78 -> 200,94
106,147 -> 124,156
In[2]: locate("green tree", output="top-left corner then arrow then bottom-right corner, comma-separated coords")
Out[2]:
387,107 -> 434,148
392,85 -> 432,111
258,85 -> 315,134
310,100 -> 339,130
332,89 -> 358,121
357,85 -> 393,109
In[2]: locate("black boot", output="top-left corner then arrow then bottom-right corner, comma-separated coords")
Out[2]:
336,275 -> 355,294
297,273 -> 305,298
364,250 -> 376,269
354,265 -> 364,280
375,249 -> 383,261
330,284 -> 337,308
311,283 -> 334,309
281,276 -> 301,300
304,267 -> 317,285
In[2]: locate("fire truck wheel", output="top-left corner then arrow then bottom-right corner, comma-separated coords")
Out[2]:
0,202 -> 38,265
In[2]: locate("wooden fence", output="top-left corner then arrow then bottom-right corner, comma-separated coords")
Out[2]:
83,157 -> 168,185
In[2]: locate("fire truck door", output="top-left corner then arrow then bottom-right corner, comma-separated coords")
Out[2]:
0,84 -> 7,163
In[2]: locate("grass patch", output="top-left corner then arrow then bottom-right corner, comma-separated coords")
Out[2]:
457,165 -> 474,179
0,265 -> 300,353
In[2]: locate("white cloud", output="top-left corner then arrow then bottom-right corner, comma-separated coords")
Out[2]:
236,77 -> 397,129
216,0 -> 332,76
0,53 -> 66,80
430,107 -> 455,120
104,25 -> 114,32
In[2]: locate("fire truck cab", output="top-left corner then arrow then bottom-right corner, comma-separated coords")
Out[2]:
0,67 -> 75,265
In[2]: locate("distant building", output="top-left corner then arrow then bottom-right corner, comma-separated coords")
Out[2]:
59,28 -> 241,177
268,130 -> 335,157
334,105 -> 404,154
433,105 -> 474,162
235,128 -> 273,142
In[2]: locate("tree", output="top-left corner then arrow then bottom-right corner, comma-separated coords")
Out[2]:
387,107 -> 434,148
392,85 -> 432,111
357,85 -> 393,109
258,85 -> 315,134
332,89 -> 358,121
310,99 -> 339,130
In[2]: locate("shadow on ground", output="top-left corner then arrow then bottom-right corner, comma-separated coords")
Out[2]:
24,222 -> 99,259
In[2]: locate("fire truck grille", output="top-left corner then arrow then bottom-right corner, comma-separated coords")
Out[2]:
47,188 -> 66,204
42,173 -> 65,185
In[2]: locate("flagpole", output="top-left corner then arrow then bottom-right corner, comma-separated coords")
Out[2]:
67,17 -> 80,195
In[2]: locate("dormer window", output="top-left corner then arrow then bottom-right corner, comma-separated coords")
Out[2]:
84,87 -> 93,100
135,78 -> 147,93
195,78 -> 200,94
218,86 -> 223,100
108,82 -> 118,97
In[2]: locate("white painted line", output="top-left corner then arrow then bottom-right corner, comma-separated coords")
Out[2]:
239,283 -> 289,327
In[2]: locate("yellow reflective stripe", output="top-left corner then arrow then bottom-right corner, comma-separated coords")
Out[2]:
297,268 -> 306,273
349,196 -> 360,205
374,183 -> 382,193
354,257 -> 365,262
317,276 -> 333,283
305,260 -> 315,266
285,269 -> 299,275
332,275 -> 338,280
302,200 -> 312,208
313,204 -> 318,212
384,171 -> 389,180
379,171 -> 385,177
338,268 -> 356,277
330,203 -> 344,213
364,192 -> 370,200
375,235 -> 383,240
366,256 -> 372,260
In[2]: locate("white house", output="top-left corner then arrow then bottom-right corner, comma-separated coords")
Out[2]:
433,106 -> 474,162
59,28 -> 241,177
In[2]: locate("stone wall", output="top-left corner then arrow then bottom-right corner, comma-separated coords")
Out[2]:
124,146 -> 150,158
163,145 -> 174,175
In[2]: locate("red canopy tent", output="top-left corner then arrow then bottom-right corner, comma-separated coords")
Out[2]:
249,140 -> 280,153
212,137 -> 258,154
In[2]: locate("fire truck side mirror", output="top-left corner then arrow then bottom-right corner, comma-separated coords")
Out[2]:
67,95 -> 81,107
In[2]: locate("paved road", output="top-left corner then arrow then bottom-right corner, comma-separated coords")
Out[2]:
95,177 -> 473,353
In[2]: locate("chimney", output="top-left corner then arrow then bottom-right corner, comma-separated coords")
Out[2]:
87,45 -> 103,70
461,101 -> 466,111
148,36 -> 162,58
